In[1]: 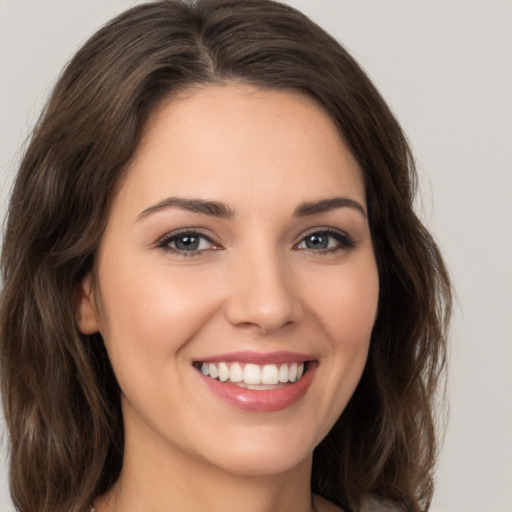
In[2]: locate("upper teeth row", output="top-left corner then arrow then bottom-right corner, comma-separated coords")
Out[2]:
200,362 -> 305,385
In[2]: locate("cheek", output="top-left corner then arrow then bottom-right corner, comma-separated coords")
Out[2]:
95,260 -> 225,425
96,258 -> 222,371
307,256 -> 379,347
302,254 -> 378,414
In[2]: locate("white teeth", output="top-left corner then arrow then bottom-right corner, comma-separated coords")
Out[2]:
261,364 -> 279,385
289,362 -> 298,382
230,362 -> 243,382
243,364 -> 261,385
218,362 -> 229,382
208,363 -> 219,379
198,361 -> 308,385
278,364 -> 289,383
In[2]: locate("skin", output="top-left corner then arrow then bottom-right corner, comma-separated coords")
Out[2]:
78,84 -> 379,512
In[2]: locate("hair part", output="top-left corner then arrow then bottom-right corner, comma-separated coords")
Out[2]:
0,1 -> 451,511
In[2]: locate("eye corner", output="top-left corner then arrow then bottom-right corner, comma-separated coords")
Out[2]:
156,228 -> 223,257
294,228 -> 356,254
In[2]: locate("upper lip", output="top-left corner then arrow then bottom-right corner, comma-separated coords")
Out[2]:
193,351 -> 315,365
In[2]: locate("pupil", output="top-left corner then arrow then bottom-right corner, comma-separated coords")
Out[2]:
306,234 -> 328,249
176,236 -> 199,251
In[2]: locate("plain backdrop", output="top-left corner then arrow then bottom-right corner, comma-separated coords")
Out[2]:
0,1 -> 511,511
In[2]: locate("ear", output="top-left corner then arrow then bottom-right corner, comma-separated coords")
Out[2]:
76,272 -> 101,334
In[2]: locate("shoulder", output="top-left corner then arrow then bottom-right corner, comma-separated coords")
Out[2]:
313,494 -> 344,512
359,495 -> 403,512
314,494 -> 402,512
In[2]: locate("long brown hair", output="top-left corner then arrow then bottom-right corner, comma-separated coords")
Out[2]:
0,1 -> 451,511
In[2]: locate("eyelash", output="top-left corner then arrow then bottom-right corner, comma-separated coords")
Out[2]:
296,228 -> 356,255
157,229 -> 218,258
157,228 -> 355,258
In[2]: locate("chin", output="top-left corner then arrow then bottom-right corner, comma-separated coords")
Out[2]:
208,446 -> 312,478
187,422 -> 320,478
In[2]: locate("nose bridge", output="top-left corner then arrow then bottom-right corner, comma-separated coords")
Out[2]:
225,241 -> 302,333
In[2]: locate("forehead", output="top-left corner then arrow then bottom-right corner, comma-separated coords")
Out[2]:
117,84 -> 365,217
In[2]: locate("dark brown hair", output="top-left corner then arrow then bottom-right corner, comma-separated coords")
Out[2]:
0,1 -> 451,511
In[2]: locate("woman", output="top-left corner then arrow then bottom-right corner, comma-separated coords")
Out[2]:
0,1 -> 451,511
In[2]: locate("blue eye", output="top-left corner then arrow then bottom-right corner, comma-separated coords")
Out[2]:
173,234 -> 203,251
296,229 -> 354,253
158,231 -> 218,256
302,233 -> 331,249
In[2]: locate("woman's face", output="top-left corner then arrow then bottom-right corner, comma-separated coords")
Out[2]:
79,84 -> 379,478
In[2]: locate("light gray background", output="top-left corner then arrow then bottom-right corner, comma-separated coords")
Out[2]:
0,1 -> 511,511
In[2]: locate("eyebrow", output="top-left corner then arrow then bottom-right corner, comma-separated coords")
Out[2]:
293,197 -> 366,218
136,195 -> 366,222
137,197 -> 236,221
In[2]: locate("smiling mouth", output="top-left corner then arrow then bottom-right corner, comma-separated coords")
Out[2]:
193,361 -> 309,389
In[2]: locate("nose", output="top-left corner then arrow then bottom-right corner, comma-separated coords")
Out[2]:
224,249 -> 303,334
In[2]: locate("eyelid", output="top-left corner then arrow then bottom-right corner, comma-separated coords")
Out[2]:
155,226 -> 356,257
294,227 -> 356,252
299,226 -> 347,237
156,228 -> 222,255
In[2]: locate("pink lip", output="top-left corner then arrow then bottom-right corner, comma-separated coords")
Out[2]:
197,361 -> 318,413
193,350 -> 314,365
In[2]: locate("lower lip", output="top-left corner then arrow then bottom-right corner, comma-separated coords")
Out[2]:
198,363 -> 317,412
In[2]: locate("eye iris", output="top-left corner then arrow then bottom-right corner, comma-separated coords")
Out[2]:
306,233 -> 329,249
175,236 -> 200,251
